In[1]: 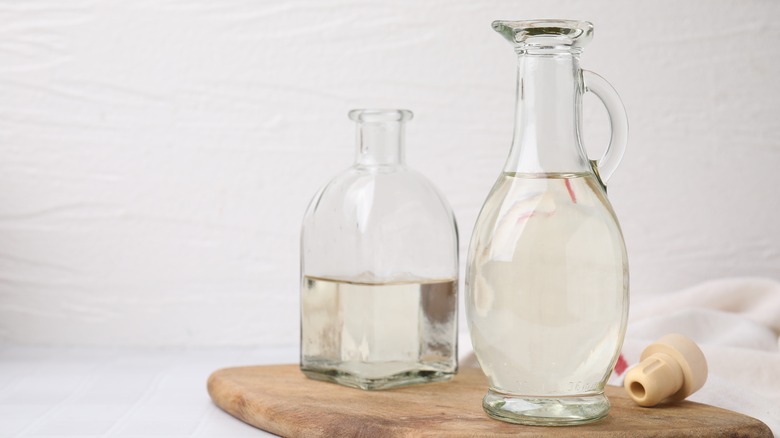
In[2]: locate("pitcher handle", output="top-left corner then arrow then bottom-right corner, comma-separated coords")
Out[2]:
582,70 -> 628,184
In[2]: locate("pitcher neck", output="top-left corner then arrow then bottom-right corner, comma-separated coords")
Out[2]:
350,109 -> 411,167
504,53 -> 590,175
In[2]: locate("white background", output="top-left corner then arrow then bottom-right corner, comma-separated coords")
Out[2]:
0,0 -> 778,347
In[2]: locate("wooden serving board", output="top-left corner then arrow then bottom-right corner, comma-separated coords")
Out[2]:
208,365 -> 772,437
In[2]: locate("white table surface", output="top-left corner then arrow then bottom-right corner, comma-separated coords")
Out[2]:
0,345 -> 299,437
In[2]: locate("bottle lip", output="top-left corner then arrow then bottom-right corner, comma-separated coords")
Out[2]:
492,19 -> 594,50
349,109 -> 413,123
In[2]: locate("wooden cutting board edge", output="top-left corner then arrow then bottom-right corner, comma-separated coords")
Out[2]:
207,364 -> 773,438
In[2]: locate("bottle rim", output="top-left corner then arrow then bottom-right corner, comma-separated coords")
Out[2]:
492,19 -> 594,50
348,109 -> 413,123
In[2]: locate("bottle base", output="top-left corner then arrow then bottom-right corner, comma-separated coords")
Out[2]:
482,388 -> 610,426
301,363 -> 455,390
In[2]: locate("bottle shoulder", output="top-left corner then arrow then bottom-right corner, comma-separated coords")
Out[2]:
306,165 -> 452,214
301,164 -> 458,242
470,172 -> 622,240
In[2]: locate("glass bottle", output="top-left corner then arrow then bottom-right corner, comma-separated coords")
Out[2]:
300,109 -> 459,390
466,20 -> 630,425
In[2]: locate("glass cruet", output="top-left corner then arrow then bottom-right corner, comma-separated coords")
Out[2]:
465,20 -> 630,425
300,109 -> 459,390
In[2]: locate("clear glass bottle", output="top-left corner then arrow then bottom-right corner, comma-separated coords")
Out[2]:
466,20 -> 630,425
300,109 -> 459,390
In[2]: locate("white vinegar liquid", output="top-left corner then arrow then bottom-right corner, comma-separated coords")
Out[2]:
467,172 -> 628,397
301,276 -> 457,389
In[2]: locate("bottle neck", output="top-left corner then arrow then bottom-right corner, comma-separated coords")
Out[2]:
504,52 -> 590,174
354,120 -> 405,166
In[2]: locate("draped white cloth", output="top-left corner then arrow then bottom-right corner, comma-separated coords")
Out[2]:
618,277 -> 780,435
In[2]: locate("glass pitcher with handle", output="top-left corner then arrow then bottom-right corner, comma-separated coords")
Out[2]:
466,19 -> 630,425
